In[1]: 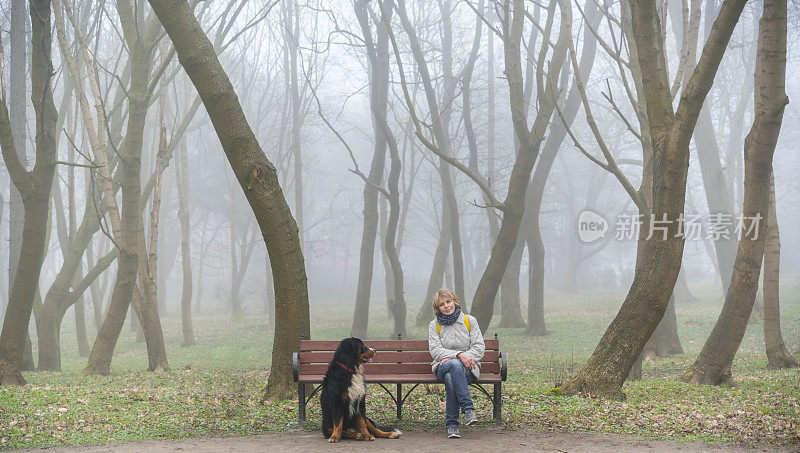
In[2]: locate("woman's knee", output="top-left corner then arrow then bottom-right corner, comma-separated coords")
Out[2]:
443,372 -> 453,387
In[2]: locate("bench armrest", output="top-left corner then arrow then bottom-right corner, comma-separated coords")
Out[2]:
500,351 -> 507,381
293,352 -> 299,382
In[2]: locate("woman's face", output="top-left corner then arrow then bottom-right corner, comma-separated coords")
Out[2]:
437,297 -> 456,316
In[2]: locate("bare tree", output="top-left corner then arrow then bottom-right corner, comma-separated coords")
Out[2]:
146,0 -> 310,400
684,0 -> 790,383
0,0 -> 59,385
350,0 -> 391,339
561,0 -> 747,399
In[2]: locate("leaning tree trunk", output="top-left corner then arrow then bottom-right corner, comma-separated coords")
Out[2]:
561,0 -> 747,399
0,0 -> 58,385
761,173 -> 798,369
146,0 -> 310,400
682,0 -> 787,385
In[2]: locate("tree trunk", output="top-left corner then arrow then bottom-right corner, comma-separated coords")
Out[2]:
526,223 -> 547,336
146,0 -> 310,400
83,4 -> 155,374
470,0 -> 571,329
176,124 -> 195,347
349,0 -> 390,338
383,113 -> 406,339
417,206 -> 451,326
395,0 -> 464,301
0,0 -> 58,385
561,0 -> 747,399
682,0 -> 786,385
137,96 -> 169,372
499,238 -> 525,327
7,0 -> 26,314
285,1 -> 303,245
761,174 -> 798,369
7,0 -> 30,374
380,196 -> 394,320
87,242 -> 107,329
643,294 -> 683,358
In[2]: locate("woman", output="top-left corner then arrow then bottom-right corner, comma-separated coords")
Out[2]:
428,289 -> 485,439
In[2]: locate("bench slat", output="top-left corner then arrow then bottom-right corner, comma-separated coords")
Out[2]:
298,350 -> 500,364
299,362 -> 501,375
298,374 -> 503,384
299,339 -> 500,351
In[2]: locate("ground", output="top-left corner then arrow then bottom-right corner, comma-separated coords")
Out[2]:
14,427 -> 796,452
2,290 -> 798,450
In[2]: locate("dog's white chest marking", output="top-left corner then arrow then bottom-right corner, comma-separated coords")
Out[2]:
347,369 -> 366,417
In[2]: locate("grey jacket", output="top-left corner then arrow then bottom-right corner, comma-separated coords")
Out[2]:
428,312 -> 485,379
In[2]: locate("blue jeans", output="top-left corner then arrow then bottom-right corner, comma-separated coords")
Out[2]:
436,359 -> 475,427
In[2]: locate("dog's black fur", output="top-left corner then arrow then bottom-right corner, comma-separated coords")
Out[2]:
320,337 -> 400,442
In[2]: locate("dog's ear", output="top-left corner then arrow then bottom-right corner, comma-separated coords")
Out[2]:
355,338 -> 367,355
337,337 -> 357,361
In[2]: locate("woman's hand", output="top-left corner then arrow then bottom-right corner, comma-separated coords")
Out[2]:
457,352 -> 475,370
440,357 -> 451,366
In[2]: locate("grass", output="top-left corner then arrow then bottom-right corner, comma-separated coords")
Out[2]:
1,288 -> 799,449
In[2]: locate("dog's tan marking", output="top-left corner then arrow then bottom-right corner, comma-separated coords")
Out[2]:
355,416 -> 375,441
328,418 -> 344,443
364,417 -> 401,439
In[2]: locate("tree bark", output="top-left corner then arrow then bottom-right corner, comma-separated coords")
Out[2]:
761,173 -> 798,368
561,0 -> 747,399
0,0 -> 58,385
146,0 -> 310,400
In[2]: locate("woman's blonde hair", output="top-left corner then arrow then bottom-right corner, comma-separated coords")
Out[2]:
432,288 -> 462,315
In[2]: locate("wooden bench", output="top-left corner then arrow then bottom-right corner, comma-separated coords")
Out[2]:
292,337 -> 507,426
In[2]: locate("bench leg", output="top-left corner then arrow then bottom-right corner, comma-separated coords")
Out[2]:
298,383 -> 306,427
493,383 -> 501,425
396,383 -> 402,420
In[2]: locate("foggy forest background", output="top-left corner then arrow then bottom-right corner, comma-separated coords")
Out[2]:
0,0 -> 798,402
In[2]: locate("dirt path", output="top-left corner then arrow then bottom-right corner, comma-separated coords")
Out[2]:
18,427 -> 791,453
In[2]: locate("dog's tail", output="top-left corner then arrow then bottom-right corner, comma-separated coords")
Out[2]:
365,416 -> 402,436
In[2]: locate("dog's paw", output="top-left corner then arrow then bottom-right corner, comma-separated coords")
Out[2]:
389,431 -> 400,439
328,436 -> 340,443
355,432 -> 364,440
366,435 -> 375,441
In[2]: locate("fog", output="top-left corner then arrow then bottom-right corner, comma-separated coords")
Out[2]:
1,0 -> 798,333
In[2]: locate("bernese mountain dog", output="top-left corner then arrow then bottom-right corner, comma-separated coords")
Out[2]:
320,337 -> 401,442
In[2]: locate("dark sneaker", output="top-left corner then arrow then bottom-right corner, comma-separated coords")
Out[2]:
465,409 -> 478,426
447,425 -> 461,438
